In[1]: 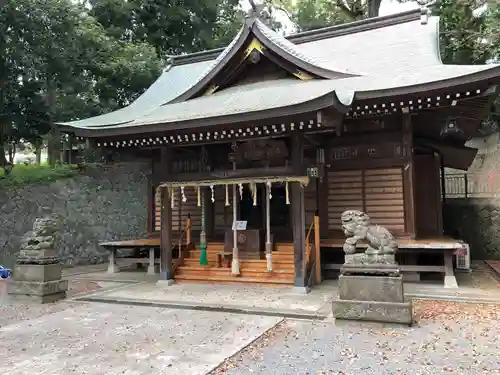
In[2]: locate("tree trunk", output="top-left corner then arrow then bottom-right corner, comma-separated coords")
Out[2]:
0,142 -> 7,166
46,78 -> 60,166
35,139 -> 43,165
7,142 -> 14,163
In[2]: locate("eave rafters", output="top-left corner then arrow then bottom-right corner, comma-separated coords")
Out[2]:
75,114 -> 326,149
345,86 -> 494,120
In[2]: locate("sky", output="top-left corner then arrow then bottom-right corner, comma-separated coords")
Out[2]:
379,0 -> 419,15
240,0 -> 420,34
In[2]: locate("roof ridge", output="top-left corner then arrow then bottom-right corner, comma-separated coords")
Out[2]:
172,9 -> 423,66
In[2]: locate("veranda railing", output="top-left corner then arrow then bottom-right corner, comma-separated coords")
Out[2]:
444,172 -> 500,198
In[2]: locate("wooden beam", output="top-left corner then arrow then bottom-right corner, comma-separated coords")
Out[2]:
159,147 -> 174,281
147,175 -> 153,235
402,114 -> 416,238
290,132 -> 308,292
160,186 -> 173,280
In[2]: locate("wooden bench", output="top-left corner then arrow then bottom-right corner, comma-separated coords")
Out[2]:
320,238 -> 469,289
216,252 -> 233,268
100,238 -> 160,275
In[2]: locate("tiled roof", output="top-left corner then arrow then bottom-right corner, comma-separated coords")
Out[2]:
60,10 -> 500,132
66,64 -> 500,136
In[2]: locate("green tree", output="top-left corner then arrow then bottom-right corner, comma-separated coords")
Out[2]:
0,0 -> 162,167
266,0 -> 383,31
88,0 -> 244,56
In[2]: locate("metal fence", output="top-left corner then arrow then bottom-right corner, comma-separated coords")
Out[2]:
444,172 -> 500,198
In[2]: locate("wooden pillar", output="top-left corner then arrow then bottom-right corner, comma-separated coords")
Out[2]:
435,152 -> 444,235
67,135 -> 73,164
158,147 -> 174,284
291,181 -> 307,292
199,187 -> 208,265
159,186 -> 173,282
147,174 -> 153,235
265,182 -> 272,272
231,181 -> 240,275
402,113 -> 416,239
291,132 -> 308,293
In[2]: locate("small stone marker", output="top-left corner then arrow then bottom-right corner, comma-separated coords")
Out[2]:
8,217 -> 68,303
332,210 -> 413,325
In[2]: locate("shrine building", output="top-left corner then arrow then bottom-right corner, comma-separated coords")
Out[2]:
59,9 -> 500,292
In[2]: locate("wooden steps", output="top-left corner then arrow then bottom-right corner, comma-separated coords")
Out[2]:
175,242 -> 295,285
176,266 -> 293,280
174,274 -> 294,285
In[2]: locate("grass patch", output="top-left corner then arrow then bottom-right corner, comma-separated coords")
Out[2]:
0,164 -> 80,188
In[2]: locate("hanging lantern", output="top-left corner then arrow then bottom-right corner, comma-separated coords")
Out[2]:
180,186 -> 187,203
285,181 -> 290,205
210,185 -> 215,203
225,184 -> 230,206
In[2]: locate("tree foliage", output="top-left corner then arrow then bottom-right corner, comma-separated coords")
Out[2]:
88,0 -> 244,56
1,0 -> 244,167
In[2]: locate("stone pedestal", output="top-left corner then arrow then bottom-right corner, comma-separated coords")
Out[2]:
332,273 -> 413,325
8,258 -> 68,303
7,218 -> 68,304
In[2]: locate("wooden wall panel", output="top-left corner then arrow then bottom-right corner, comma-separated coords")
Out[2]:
364,168 -> 405,234
327,170 -> 364,231
154,186 -> 200,233
414,154 -> 442,237
327,168 -> 405,234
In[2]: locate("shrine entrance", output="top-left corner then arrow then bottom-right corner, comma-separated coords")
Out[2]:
238,185 -> 291,229
239,185 -> 264,229
239,184 -> 291,239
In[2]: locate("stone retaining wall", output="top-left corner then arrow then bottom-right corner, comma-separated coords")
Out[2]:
0,162 -> 149,268
444,198 -> 500,260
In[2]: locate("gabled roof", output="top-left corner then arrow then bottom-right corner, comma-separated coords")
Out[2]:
60,9 -> 500,135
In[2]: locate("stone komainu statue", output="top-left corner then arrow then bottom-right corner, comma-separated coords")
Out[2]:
17,217 -> 59,265
341,210 -> 398,265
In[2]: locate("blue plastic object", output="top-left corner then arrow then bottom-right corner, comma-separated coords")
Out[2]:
0,266 -> 12,279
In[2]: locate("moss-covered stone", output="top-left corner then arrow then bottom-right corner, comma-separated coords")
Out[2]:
444,199 -> 500,260
0,162 -> 149,268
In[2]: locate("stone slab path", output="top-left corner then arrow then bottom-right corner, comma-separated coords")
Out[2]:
0,303 -> 281,375
75,280 -> 334,318
71,276 -> 500,321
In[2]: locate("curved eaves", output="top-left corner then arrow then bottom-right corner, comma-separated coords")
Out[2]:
430,16 -> 444,65
60,80 -> 350,137
351,64 -> 500,101
167,26 -> 250,104
58,59 -> 214,129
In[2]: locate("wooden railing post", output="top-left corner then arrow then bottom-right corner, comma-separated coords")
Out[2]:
186,213 -> 191,246
464,173 -> 468,198
314,214 -> 321,284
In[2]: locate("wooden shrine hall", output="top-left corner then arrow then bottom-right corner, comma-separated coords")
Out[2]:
59,8 -> 500,292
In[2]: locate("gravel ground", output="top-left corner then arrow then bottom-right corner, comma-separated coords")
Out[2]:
1,303 -> 281,375
213,300 -> 500,375
0,279 -> 101,328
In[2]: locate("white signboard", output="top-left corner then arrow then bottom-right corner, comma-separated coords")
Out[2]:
232,221 -> 248,230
